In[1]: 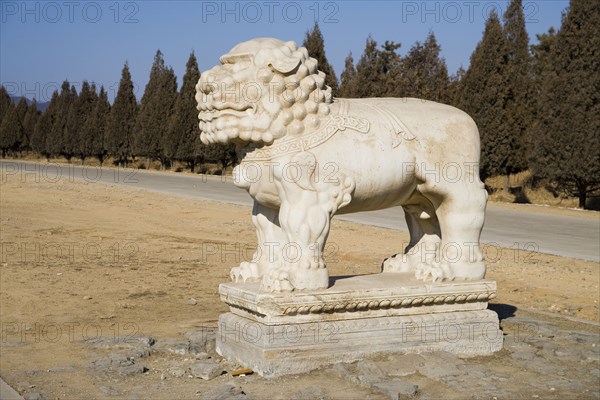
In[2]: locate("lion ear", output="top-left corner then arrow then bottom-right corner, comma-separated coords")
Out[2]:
269,57 -> 301,74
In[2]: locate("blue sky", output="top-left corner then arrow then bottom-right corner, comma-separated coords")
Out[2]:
1,1 -> 569,103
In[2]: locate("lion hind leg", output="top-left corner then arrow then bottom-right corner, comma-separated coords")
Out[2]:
418,179 -> 487,281
382,197 -> 441,275
432,186 -> 487,280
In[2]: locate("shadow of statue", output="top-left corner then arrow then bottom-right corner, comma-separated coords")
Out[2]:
488,303 -> 517,321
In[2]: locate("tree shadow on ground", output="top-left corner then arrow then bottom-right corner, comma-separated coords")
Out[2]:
586,196 -> 600,211
509,186 -> 531,204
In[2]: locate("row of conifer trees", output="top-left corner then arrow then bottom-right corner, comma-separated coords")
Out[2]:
0,51 -> 232,173
0,0 -> 597,207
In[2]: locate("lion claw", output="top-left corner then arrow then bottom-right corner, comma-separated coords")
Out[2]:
261,268 -> 294,292
230,261 -> 261,283
381,253 -> 413,273
414,262 -> 454,282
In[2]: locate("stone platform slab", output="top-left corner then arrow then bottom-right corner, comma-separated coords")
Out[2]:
219,273 -> 497,324
216,273 -> 502,377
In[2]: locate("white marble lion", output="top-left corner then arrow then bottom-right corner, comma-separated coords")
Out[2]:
196,38 -> 488,292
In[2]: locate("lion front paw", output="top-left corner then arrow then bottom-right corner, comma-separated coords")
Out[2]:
415,261 -> 455,282
382,253 -> 413,273
261,268 -> 294,292
230,261 -> 261,283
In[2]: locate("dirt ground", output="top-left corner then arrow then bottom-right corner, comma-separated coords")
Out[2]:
0,171 -> 599,399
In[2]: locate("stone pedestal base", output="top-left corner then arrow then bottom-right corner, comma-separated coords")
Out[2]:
216,273 -> 503,377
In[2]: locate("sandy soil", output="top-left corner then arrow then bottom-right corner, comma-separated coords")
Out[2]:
0,172 -> 598,398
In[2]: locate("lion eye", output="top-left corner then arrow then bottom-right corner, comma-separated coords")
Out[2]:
257,68 -> 274,83
232,61 -> 251,71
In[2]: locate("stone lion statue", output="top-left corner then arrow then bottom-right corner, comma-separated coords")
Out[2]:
196,38 -> 488,292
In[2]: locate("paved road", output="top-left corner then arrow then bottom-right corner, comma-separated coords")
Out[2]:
0,377 -> 23,400
2,161 -> 599,262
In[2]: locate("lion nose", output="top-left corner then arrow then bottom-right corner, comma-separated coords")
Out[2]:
197,67 -> 220,94
197,76 -> 214,94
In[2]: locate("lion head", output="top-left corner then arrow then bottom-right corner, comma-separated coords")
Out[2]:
195,38 -> 333,146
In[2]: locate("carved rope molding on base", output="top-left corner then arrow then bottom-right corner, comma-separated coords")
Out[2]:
221,288 -> 497,317
280,291 -> 497,316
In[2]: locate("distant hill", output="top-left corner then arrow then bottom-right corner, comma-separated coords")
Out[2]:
9,95 -> 50,112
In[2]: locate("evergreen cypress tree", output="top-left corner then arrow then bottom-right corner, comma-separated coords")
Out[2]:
338,52 -> 357,98
133,52 -> 162,163
396,33 -> 449,102
0,99 -> 20,157
168,51 -> 201,172
0,98 -> 28,157
0,86 -> 12,127
531,0 -> 600,208
133,50 -> 177,169
351,36 -> 402,98
530,28 -> 556,76
353,36 -> 385,97
61,85 -> 79,161
49,81 -> 77,160
83,86 -> 110,165
107,63 -> 137,166
456,11 -> 509,180
502,0 -> 532,177
157,66 -> 178,168
67,81 -> 96,163
302,23 -> 339,96
447,66 -> 466,107
530,28 -> 557,121
378,41 -> 402,96
32,90 -> 59,159
203,143 -> 237,172
22,99 -> 40,152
